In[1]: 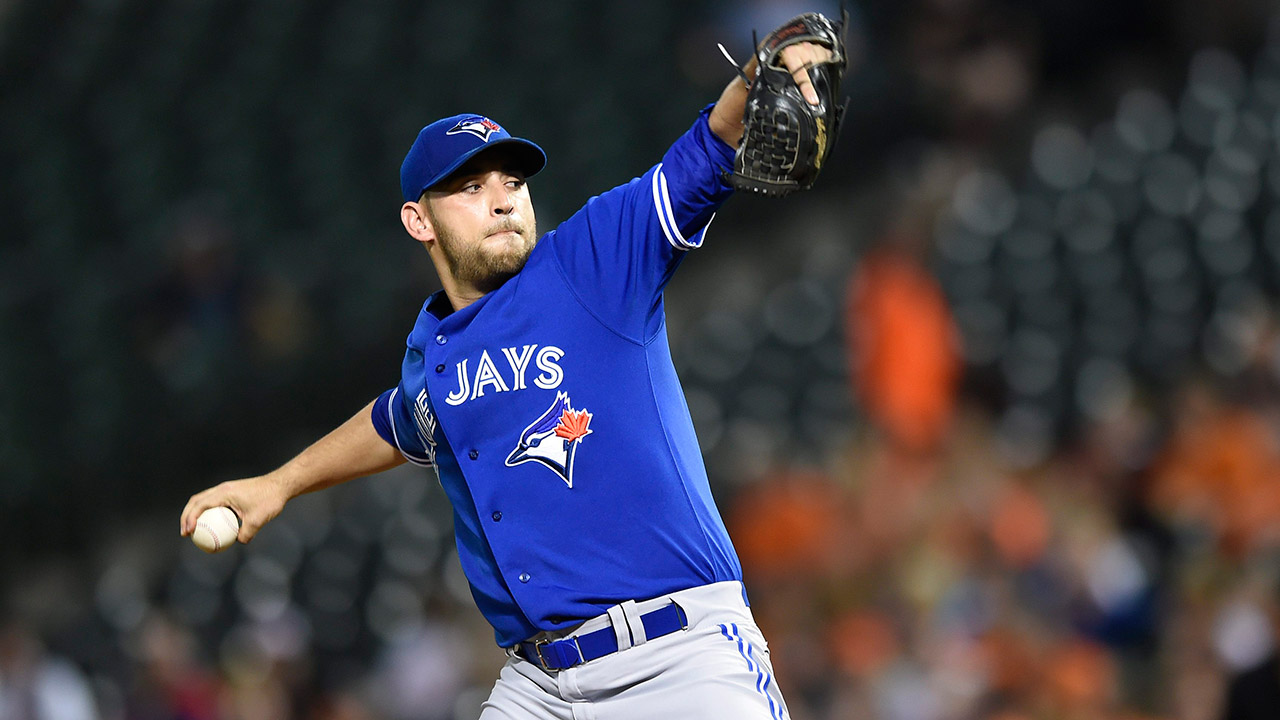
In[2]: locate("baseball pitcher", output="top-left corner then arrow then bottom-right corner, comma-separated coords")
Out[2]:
181,11 -> 848,719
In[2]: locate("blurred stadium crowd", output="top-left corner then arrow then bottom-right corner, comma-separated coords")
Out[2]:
5,0 -> 1280,719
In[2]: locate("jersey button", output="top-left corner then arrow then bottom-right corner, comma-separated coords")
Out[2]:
469,449 -> 479,460
435,334 -> 447,345
435,364 -> 445,373
491,511 -> 502,522
518,573 -> 531,583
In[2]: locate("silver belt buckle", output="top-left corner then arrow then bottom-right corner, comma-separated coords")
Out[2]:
533,638 -> 552,669
534,636 -> 587,670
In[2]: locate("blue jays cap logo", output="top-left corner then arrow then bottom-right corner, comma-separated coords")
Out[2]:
446,116 -> 502,142
505,392 -> 592,488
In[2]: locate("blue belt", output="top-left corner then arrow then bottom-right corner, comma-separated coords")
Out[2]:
515,602 -> 688,671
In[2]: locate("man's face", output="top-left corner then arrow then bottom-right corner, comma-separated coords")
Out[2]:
421,151 -> 538,295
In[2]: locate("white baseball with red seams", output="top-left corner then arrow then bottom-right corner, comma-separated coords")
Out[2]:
191,507 -> 241,553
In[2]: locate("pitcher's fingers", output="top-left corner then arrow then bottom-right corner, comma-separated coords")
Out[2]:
181,487 -> 223,536
780,44 -> 830,105
180,494 -> 205,536
781,57 -> 820,106
795,66 -> 819,105
776,41 -> 818,65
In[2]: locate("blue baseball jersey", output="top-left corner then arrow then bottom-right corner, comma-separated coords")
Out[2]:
372,106 -> 743,647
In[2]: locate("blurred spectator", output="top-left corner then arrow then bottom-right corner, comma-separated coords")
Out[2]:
1148,381 -> 1280,557
126,613 -> 219,720
1216,586 -> 1280,720
365,617 -> 470,720
217,619 -> 305,720
0,619 -> 98,720
846,240 -> 961,453
728,469 -> 854,584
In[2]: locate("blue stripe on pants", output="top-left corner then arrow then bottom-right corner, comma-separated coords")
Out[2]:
718,623 -> 783,720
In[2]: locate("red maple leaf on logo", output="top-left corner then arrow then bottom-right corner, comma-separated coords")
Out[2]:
554,408 -> 593,442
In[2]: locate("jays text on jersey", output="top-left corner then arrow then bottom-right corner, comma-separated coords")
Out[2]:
372,106 -> 744,647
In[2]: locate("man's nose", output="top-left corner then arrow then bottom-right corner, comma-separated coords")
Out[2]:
490,183 -> 514,215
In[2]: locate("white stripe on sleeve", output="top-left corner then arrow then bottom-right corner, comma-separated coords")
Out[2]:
387,387 -> 433,467
651,163 -> 711,251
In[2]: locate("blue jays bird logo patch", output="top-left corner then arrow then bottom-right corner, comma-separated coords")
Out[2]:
447,116 -> 502,142
505,392 -> 592,488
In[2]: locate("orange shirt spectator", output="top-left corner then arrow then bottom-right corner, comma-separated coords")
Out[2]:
847,245 -> 961,453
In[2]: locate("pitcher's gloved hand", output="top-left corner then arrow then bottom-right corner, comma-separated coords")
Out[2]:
730,11 -> 849,197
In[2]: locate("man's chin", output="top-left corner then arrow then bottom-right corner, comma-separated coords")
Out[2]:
469,253 -> 531,293
445,234 -> 535,294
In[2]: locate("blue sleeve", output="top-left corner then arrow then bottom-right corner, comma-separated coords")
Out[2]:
371,386 -> 434,467
548,105 -> 736,341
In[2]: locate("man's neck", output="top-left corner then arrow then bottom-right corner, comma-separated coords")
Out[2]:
438,276 -> 487,314
447,289 -> 484,313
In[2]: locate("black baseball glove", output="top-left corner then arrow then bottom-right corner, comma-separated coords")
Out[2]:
730,11 -> 848,197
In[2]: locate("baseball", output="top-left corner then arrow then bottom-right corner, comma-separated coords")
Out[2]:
191,507 -> 241,553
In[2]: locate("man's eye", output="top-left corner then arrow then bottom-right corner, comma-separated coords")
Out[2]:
507,179 -> 525,189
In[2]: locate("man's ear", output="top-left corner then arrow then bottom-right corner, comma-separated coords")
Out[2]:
401,201 -> 435,245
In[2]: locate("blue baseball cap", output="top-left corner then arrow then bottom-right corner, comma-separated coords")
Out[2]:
400,114 -> 547,202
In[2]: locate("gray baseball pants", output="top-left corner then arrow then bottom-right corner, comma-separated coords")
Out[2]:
479,581 -> 790,720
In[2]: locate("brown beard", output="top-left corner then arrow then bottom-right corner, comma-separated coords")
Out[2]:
430,213 -> 538,294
